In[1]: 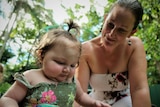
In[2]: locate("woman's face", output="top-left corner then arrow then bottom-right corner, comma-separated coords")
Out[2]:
41,39 -> 80,82
101,5 -> 136,47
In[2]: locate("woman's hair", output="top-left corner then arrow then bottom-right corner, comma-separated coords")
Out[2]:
34,19 -> 81,65
111,0 -> 143,30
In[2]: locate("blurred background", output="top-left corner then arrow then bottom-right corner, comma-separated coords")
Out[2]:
0,0 -> 160,106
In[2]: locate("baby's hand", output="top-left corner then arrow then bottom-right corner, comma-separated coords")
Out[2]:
94,100 -> 111,107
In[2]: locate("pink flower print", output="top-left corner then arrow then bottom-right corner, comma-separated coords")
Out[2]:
40,90 -> 57,104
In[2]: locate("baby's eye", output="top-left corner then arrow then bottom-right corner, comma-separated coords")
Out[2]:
71,63 -> 78,68
54,60 -> 65,65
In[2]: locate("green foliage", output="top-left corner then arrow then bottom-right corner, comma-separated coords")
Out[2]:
0,82 -> 11,96
81,5 -> 102,41
138,0 -> 160,85
0,0 -> 58,95
0,48 -> 15,63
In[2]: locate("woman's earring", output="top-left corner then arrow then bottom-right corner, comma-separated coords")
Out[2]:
128,39 -> 132,46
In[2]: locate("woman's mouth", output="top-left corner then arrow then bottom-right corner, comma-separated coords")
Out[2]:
105,36 -> 115,45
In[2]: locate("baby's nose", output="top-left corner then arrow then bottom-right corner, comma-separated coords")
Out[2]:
63,66 -> 71,73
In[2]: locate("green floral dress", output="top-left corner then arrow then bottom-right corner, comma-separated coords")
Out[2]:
14,73 -> 76,107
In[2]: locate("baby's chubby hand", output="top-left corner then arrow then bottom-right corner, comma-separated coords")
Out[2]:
94,100 -> 111,107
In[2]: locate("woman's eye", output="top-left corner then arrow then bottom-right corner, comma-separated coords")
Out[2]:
117,28 -> 127,34
107,22 -> 114,29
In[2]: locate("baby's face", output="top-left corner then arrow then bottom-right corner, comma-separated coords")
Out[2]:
41,39 -> 80,82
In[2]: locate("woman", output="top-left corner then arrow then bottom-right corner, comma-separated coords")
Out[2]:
74,0 -> 151,107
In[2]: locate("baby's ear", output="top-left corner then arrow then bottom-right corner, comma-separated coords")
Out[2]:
36,49 -> 43,62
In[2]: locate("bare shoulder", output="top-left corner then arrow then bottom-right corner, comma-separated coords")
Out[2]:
23,69 -> 41,83
82,40 -> 92,50
82,36 -> 100,52
129,36 -> 146,63
130,36 -> 143,46
23,69 -> 39,76
129,36 -> 145,52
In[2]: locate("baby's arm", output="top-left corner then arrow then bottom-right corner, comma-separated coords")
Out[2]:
75,80 -> 111,107
0,97 -> 19,107
0,81 -> 27,107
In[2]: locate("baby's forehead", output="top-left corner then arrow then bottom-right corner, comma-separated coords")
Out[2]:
50,44 -> 80,59
55,37 -> 80,51
51,51 -> 79,65
47,36 -> 81,59
59,46 -> 79,57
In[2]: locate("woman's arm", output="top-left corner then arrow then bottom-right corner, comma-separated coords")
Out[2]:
73,43 -> 91,107
75,80 -> 111,107
75,43 -> 91,93
128,37 -> 151,107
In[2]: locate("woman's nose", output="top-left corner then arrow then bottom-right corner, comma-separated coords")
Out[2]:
109,28 -> 116,38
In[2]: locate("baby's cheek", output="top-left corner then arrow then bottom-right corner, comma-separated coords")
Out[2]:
68,70 -> 75,78
45,64 -> 61,75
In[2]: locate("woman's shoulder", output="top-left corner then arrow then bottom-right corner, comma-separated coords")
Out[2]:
129,36 -> 146,55
82,36 -> 101,50
130,36 -> 143,45
128,36 -> 144,50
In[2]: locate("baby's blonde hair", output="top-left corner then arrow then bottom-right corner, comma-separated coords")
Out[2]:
34,19 -> 81,65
